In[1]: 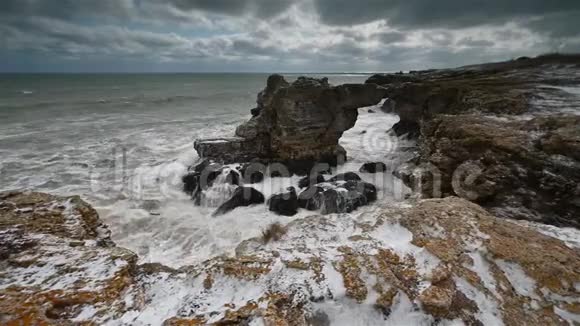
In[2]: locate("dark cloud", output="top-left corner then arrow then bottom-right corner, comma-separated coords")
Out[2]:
313,0 -> 580,33
0,0 -> 576,72
524,12 -> 580,38
0,0 -> 135,21
167,0 -> 294,18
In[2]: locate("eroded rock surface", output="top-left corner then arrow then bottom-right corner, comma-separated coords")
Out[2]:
0,192 -> 137,324
195,75 -> 388,174
3,192 -> 580,325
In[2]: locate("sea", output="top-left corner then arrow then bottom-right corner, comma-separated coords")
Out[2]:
0,73 -> 409,267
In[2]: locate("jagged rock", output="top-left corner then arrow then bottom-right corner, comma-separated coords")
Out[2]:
397,114 -> 580,227
298,173 -> 325,188
297,180 -> 377,214
213,187 -> 265,216
268,187 -> 299,216
359,162 -> 387,173
194,75 -> 388,174
328,172 -> 361,182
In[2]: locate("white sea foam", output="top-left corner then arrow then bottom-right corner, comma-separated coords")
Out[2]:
98,106 -> 410,267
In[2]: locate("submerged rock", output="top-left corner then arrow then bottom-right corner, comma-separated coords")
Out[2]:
268,187 -> 299,216
194,75 -> 388,174
298,180 -> 377,214
213,187 -> 265,216
328,171 -> 361,182
297,173 -> 325,188
359,162 -> 387,173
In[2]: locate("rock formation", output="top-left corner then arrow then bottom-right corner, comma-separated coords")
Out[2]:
369,54 -> 580,227
4,191 -> 579,325
195,75 -> 388,175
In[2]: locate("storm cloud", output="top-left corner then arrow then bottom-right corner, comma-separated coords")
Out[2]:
0,0 -> 578,72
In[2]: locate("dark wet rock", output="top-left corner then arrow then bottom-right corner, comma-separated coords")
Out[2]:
250,107 -> 262,117
368,109 -> 375,113
328,172 -> 361,182
182,160 -> 223,198
268,187 -> 299,216
388,120 -> 420,138
298,173 -> 325,188
297,180 -> 377,214
213,187 -> 265,216
380,98 -> 396,113
239,162 -> 265,183
194,75 -> 388,175
359,162 -> 387,173
182,173 -> 199,196
225,169 -> 240,186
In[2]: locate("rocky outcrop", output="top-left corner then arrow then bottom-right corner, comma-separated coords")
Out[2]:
367,54 -> 580,138
375,54 -> 580,227
194,75 -> 388,175
3,192 -> 580,325
406,114 -> 580,227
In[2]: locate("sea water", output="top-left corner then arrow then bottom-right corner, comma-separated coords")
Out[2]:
0,73 -> 410,267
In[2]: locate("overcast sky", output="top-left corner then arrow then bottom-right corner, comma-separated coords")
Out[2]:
1,0 -> 579,72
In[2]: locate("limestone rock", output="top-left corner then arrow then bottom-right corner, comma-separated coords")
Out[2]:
397,114 -> 580,227
4,192 -> 580,325
194,75 -> 388,174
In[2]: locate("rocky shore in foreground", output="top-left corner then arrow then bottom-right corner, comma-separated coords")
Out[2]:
2,192 -> 579,325
2,54 -> 580,325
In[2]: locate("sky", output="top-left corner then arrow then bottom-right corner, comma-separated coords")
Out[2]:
1,0 -> 579,73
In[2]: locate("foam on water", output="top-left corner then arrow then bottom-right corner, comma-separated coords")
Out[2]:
2,73 -> 389,267
99,105 -> 411,267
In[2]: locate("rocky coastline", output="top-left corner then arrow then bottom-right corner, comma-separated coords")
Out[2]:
2,54 -> 580,325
